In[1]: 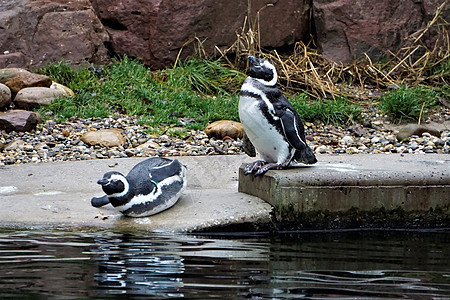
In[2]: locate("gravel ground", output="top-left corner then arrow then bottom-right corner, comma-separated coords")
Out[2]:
1,108 -> 449,166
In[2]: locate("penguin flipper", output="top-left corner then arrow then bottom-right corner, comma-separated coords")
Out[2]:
242,131 -> 256,157
148,159 -> 185,183
91,195 -> 110,207
279,108 -> 308,150
279,108 -> 317,164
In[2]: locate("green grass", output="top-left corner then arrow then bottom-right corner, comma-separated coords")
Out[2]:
378,85 -> 440,123
39,57 -> 435,133
36,57 -> 243,130
291,94 -> 363,125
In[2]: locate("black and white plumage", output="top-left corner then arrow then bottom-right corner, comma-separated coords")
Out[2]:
91,157 -> 187,217
239,56 -> 317,175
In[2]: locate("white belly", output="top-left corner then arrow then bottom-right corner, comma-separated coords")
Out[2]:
239,95 -> 293,165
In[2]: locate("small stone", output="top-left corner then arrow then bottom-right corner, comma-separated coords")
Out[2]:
372,120 -> 383,126
205,120 -> 244,140
384,144 -> 395,152
409,142 -> 419,151
415,137 -> 425,144
5,140 -> 25,151
23,144 -> 34,152
124,149 -> 135,157
81,129 -> 126,147
341,135 -> 354,145
315,145 -> 328,154
371,136 -> 381,143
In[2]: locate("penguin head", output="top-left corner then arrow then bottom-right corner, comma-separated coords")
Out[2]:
97,171 -> 129,197
247,56 -> 278,86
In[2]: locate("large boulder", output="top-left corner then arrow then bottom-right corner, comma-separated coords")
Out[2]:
0,109 -> 41,133
0,68 -> 32,84
392,123 -> 443,141
0,0 -> 110,69
313,0 -> 450,63
14,87 -> 69,109
0,83 -> 12,109
5,72 -> 52,93
0,0 -> 447,69
90,0 -> 311,68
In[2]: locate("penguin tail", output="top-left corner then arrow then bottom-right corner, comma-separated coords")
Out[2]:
295,147 -> 317,165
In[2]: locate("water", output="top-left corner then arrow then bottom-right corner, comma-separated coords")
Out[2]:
0,229 -> 449,299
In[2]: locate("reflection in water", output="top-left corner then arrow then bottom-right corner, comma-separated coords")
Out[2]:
91,234 -> 270,298
92,235 -> 185,297
0,229 -> 449,298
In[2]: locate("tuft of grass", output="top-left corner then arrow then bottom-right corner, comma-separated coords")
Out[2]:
35,57 -> 243,129
159,58 -> 246,94
291,94 -> 363,125
36,61 -> 98,92
378,85 -> 440,123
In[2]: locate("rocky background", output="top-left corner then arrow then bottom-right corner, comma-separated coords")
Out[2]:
0,0 -> 449,165
1,0 -> 449,69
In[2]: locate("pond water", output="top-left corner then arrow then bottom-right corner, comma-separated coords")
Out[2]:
0,228 -> 449,299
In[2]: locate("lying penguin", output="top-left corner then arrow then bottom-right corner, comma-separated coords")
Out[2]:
91,157 -> 187,217
239,56 -> 317,175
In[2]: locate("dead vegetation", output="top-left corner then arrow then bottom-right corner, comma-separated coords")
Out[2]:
216,0 -> 449,101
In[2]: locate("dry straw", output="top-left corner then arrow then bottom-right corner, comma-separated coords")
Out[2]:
218,0 -> 449,101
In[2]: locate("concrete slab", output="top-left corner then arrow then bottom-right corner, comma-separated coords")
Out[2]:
2,153 -> 449,232
0,155 -> 272,232
239,154 -> 450,226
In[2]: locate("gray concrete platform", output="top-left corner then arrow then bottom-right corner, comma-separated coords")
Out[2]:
1,154 -> 449,233
0,155 -> 272,232
239,154 -> 450,225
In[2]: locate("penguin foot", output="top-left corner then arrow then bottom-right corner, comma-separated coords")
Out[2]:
91,195 -> 110,208
244,160 -> 283,176
244,160 -> 265,175
254,163 -> 283,176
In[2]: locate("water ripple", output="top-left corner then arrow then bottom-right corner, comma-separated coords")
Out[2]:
0,230 -> 449,298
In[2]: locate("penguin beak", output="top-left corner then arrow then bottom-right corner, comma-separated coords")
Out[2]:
97,178 -> 109,186
248,56 -> 258,66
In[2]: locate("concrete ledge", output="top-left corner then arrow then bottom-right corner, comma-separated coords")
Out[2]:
0,155 -> 272,233
239,154 -> 450,227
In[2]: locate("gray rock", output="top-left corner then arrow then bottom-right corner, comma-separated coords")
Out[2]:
0,0 -> 110,69
396,124 -> 441,141
80,129 -> 126,147
0,68 -> 32,84
205,120 -> 244,140
5,140 -> 26,151
14,87 -> 68,109
313,0 -> 449,63
83,0 -> 311,68
5,72 -> 52,93
0,109 -> 41,133
0,83 -> 12,108
0,0 -> 447,69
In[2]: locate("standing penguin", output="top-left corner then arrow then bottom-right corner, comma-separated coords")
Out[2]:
239,56 -> 317,175
91,157 -> 187,217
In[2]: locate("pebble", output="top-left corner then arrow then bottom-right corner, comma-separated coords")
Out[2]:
1,113 -> 449,165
